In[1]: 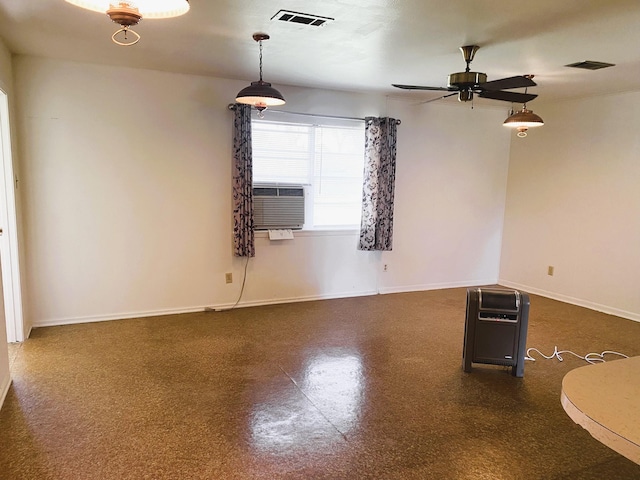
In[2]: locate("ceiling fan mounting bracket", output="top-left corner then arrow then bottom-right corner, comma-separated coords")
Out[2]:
460,45 -> 480,71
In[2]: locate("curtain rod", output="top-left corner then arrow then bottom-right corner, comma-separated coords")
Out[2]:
227,104 -> 401,125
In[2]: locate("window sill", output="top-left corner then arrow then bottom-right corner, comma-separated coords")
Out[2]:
255,228 -> 359,238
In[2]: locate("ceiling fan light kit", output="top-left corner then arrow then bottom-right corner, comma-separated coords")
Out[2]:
65,0 -> 190,46
235,33 -> 286,116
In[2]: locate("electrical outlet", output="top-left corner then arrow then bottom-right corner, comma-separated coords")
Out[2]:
225,272 -> 233,284
547,266 -> 554,276
383,264 -> 388,272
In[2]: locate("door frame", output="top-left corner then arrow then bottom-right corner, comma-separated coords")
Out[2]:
0,88 -> 25,343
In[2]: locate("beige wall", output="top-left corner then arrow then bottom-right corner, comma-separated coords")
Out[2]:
9,54 -> 640,333
379,101 -> 512,292
500,91 -> 640,321
14,56 -> 512,327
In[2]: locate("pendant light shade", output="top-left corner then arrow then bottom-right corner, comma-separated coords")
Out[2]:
235,81 -> 286,109
503,107 -> 544,137
65,0 -> 190,46
65,0 -> 190,18
503,74 -> 543,137
236,33 -> 285,113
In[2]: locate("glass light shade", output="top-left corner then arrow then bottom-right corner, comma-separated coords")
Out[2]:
503,108 -> 544,128
65,0 -> 190,19
236,81 -> 286,108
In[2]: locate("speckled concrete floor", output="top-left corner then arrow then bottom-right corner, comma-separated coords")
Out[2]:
1,288 -> 639,479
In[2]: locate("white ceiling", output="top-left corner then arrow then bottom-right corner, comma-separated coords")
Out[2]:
1,0 -> 639,105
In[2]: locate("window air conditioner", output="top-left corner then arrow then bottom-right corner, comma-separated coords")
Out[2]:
253,184 -> 305,230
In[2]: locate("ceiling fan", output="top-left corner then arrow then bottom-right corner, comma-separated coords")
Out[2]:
392,45 -> 538,104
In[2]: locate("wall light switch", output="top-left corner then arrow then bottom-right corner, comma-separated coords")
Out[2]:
547,266 -> 554,276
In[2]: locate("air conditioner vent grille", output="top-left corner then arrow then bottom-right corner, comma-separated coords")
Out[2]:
271,10 -> 334,27
565,60 -> 615,70
253,184 -> 305,230
254,187 -> 278,196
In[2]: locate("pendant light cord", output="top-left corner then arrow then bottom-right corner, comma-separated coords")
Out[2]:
258,40 -> 264,81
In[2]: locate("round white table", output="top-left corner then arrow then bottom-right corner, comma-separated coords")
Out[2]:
561,356 -> 640,465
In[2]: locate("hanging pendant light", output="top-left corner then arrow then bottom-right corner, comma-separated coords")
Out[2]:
503,75 -> 543,137
503,107 -> 545,137
65,1 -> 190,46
235,33 -> 285,115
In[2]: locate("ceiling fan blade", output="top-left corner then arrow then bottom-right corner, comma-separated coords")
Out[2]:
480,76 -> 537,91
478,90 -> 538,103
392,84 -> 453,91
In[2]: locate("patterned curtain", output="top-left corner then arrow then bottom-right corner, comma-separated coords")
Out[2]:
358,117 -> 399,251
232,103 -> 255,257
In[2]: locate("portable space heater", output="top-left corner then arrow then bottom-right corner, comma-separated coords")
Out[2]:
462,288 -> 530,377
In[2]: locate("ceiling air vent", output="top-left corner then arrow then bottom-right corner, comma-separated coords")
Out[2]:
271,10 -> 334,27
565,60 -> 615,70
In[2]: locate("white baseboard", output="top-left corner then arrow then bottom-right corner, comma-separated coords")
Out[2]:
0,373 -> 11,411
499,280 -> 640,323
33,306 -> 207,328
32,290 -> 380,327
378,278 -> 498,295
31,280 -> 638,327
206,289 -> 378,312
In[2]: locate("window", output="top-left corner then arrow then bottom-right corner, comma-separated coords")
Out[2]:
252,113 -> 365,229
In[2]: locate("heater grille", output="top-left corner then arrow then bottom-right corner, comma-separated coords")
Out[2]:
565,60 -> 615,70
271,10 -> 334,27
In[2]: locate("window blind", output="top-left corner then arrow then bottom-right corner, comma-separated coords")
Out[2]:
252,117 -> 365,228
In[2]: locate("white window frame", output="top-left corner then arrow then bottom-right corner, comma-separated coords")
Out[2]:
251,111 -> 365,231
